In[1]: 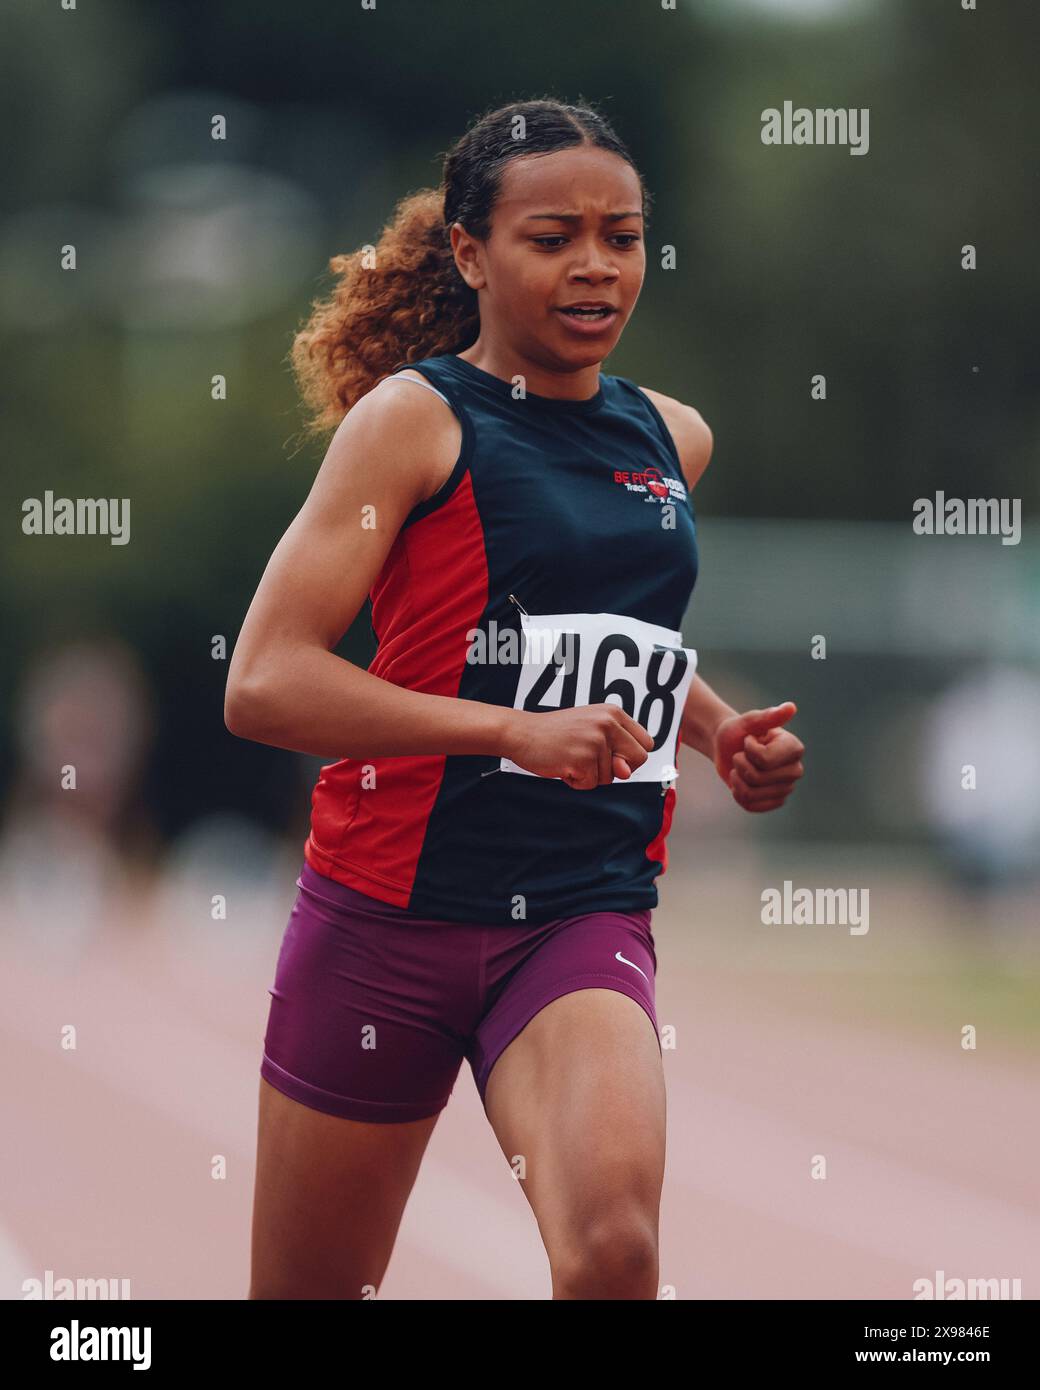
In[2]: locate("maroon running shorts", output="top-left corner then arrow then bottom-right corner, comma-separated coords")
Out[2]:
259,861 -> 660,1123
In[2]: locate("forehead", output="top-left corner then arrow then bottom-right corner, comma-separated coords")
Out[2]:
494,146 -> 642,216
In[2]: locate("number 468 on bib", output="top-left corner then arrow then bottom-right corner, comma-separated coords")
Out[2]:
499,610 -> 697,785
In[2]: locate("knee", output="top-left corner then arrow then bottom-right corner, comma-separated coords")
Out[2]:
552,1212 -> 659,1300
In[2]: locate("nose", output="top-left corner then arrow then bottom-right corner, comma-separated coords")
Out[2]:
566,237 -> 621,282
567,257 -> 619,284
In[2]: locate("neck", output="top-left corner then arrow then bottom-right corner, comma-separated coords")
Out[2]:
456,336 -> 602,401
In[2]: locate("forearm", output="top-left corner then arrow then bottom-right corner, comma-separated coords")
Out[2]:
680,673 -> 738,760
226,644 -> 515,762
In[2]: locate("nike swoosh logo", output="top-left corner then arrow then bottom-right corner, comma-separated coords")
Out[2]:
615,950 -> 649,982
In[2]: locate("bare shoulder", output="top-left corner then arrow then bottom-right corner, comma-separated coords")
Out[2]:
363,368 -> 460,440
637,386 -> 714,491
327,368 -> 461,506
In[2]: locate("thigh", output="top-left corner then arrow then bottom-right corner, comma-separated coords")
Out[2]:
250,1077 -> 439,1299
252,866 -> 479,1297
261,865 -> 475,1122
483,985 -> 666,1281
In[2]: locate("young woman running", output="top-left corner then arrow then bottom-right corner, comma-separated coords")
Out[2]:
226,97 -> 805,1301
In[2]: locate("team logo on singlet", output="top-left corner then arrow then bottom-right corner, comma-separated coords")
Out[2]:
613,465 -> 686,505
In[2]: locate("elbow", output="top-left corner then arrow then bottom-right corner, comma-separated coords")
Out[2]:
224,674 -> 270,740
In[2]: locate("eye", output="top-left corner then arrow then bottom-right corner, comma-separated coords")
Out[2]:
532,233 -> 642,250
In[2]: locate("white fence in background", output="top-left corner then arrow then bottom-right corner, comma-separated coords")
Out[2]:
685,519 -> 1038,658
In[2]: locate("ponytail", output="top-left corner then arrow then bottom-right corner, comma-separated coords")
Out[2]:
290,187 -> 478,440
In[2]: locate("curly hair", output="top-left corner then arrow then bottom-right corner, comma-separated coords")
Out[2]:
289,95 -> 651,440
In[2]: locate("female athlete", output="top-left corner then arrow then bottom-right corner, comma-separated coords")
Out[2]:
226,97 -> 805,1300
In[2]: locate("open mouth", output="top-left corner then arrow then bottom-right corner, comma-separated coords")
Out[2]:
558,306 -> 616,320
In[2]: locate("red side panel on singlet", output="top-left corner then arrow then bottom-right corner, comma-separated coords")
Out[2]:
645,785 -> 677,876
303,471 -> 488,903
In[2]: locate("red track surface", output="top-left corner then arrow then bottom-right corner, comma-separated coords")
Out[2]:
3,854 -> 1038,1300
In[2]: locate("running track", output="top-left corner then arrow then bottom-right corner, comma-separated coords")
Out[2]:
3,852 -> 1037,1300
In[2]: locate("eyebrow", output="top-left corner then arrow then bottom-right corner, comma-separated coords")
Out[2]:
524,211 -> 643,223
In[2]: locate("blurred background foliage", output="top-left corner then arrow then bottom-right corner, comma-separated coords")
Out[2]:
0,0 -> 1036,859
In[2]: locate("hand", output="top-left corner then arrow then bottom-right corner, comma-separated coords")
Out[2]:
712,701 -> 804,813
504,705 -> 655,790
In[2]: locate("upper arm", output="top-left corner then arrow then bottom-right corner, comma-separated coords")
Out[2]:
638,387 -> 713,492
227,377 -> 461,695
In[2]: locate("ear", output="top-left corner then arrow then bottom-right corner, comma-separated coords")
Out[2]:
449,222 -> 486,291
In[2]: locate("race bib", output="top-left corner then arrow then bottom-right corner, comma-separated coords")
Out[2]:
499,610 -> 697,784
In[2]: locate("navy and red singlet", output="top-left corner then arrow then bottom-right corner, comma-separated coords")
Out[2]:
304,351 -> 700,924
